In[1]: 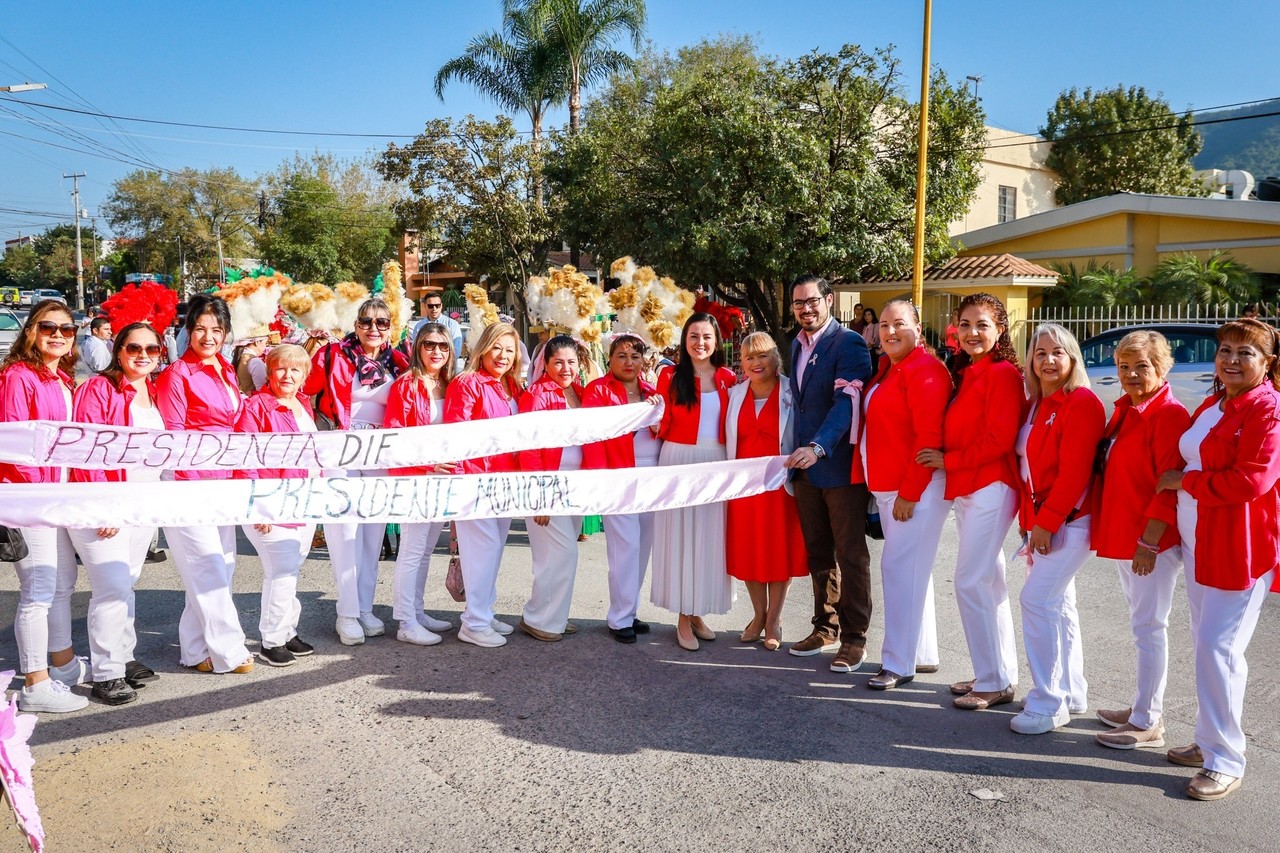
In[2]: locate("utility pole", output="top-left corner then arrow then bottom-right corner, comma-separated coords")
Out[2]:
64,172 -> 86,310
90,217 -> 99,303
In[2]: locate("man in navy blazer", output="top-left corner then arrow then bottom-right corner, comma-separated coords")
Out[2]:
784,275 -> 875,671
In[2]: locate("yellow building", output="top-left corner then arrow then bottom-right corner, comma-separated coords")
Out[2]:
948,127 -> 1058,235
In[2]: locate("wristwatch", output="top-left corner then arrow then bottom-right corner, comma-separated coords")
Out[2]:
808,443 -> 826,458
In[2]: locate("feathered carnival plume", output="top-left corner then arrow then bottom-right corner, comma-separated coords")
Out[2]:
217,269 -> 292,344
463,284 -> 500,353
101,281 -> 178,332
0,670 -> 44,852
524,264 -> 608,343
606,256 -> 694,350
374,261 -> 414,343
693,296 -> 746,339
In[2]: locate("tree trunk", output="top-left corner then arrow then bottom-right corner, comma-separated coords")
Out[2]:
531,119 -> 544,210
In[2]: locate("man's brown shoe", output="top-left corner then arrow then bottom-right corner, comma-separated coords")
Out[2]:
949,679 -> 975,696
1186,769 -> 1241,801
829,643 -> 866,673
788,633 -> 839,657
517,619 -> 562,642
1167,743 -> 1204,767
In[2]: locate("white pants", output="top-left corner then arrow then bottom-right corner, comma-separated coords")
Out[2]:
455,517 -> 512,634
164,524 -> 249,672
324,467 -> 387,618
523,515 -> 582,633
69,526 -> 153,682
1112,548 -> 1181,729
874,476 -> 949,677
1020,518 -> 1091,716
953,482 -> 1019,692
244,523 -> 316,648
392,522 -> 446,623
13,527 -> 78,675
605,511 -> 655,630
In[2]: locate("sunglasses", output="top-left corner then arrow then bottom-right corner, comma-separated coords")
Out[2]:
36,321 -> 78,338
124,343 -> 163,357
418,340 -> 450,352
356,317 -> 392,331
424,303 -> 443,310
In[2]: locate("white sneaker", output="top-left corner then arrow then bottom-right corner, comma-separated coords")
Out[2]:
1010,708 -> 1070,735
336,616 -> 366,646
418,612 -> 454,633
458,625 -> 507,648
49,656 -> 89,687
358,611 -> 386,637
490,618 -> 514,636
397,621 -> 443,646
18,678 -> 89,713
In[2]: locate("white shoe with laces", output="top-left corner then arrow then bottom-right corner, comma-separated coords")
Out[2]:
397,621 -> 442,646
459,625 -> 507,648
358,611 -> 386,637
49,656 -> 89,687
1010,708 -> 1070,735
18,678 -> 89,713
490,618 -> 514,636
418,612 -> 454,633
336,616 -> 366,646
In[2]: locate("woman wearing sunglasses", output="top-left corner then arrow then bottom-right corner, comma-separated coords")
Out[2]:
384,323 -> 458,646
304,298 -> 410,645
156,294 -> 253,675
0,300 -> 90,712
68,322 -> 167,705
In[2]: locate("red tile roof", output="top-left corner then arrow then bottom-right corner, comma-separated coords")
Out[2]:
862,253 -> 1058,283
546,250 -> 598,274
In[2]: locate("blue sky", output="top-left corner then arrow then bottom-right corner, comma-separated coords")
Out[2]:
1,0 -> 1276,242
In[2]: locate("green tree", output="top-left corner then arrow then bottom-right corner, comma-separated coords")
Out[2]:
545,37 -> 987,341
1149,250 -> 1260,306
1041,85 -> 1206,206
0,242 -> 40,289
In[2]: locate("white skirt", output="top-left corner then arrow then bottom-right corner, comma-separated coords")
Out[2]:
649,439 -> 734,616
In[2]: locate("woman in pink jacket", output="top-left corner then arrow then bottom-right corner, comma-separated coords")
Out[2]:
0,300 -> 89,713
69,322 -> 166,705
443,322 -> 525,649
1157,318 -> 1280,801
385,323 -> 458,646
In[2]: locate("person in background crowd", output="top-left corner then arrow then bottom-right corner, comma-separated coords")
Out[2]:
305,297 -> 410,646
725,332 -> 806,651
385,323 -> 458,646
858,300 -> 951,689
235,344 -> 320,667
0,300 -> 89,712
650,313 -> 736,650
941,308 -> 961,365
232,331 -> 269,396
81,316 -> 113,373
70,322 -> 167,705
1157,318 -> 1280,800
517,336 -> 586,642
583,333 -> 662,644
1240,303 -> 1260,319
918,293 -> 1025,711
414,293 -> 464,368
849,303 -> 867,335
157,294 -> 253,675
783,276 -> 875,673
1010,323 -> 1105,734
443,322 -> 525,648
858,307 -> 880,362
164,319 -> 180,365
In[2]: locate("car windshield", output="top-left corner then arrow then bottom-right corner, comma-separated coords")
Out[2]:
0,313 -> 19,331
1082,329 -> 1218,367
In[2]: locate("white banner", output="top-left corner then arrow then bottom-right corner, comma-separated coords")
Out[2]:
0,457 -> 788,529
0,402 -> 661,472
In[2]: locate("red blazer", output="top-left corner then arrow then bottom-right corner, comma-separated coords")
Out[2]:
233,389 -> 314,479
942,356 -> 1025,500
1091,382 -> 1189,558
1018,385 -> 1105,533
0,361 -> 73,484
442,370 -> 524,473
517,373 -> 585,472
383,373 -> 447,476
303,342 -> 410,430
1183,385 -> 1280,592
581,374 -> 658,469
155,349 -> 241,481
655,365 -> 734,445
858,346 -> 951,501
71,374 -> 159,483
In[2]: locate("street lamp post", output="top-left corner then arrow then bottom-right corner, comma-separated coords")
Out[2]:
0,83 -> 47,94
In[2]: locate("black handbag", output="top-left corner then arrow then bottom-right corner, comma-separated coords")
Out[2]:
0,525 -> 28,563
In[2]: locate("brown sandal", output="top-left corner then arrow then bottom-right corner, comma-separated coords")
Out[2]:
953,686 -> 1015,710
949,679 -> 975,696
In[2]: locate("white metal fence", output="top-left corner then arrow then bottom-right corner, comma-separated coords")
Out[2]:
1014,303 -> 1271,352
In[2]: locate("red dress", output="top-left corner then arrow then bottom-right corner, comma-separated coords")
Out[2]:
725,387 -> 808,582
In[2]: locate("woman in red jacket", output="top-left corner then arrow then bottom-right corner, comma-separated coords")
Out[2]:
386,323 -> 457,646
517,336 -> 586,642
0,300 -> 89,713
69,322 -> 166,706
650,313 -> 736,651
157,294 -> 253,675
917,293 -> 1024,710
1157,318 -> 1280,801
858,300 -> 952,690
1010,323 -> 1105,735
235,344 -> 320,667
443,321 -> 525,648
303,298 -> 410,646
1091,331 -> 1189,750
582,333 -> 661,644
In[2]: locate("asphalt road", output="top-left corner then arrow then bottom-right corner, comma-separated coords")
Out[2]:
0,515 -> 1276,852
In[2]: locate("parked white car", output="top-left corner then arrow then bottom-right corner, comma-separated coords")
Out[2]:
0,307 -> 20,361
1080,324 -> 1220,413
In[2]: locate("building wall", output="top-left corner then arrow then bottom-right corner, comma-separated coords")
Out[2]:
949,128 -> 1058,236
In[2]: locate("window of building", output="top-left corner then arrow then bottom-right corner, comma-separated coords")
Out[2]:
998,186 -> 1017,223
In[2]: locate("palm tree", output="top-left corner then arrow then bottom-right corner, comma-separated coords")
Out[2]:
435,5 -> 566,206
509,0 -> 647,134
1149,250 -> 1260,306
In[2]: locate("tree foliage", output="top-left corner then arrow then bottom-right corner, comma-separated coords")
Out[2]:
1041,85 -> 1206,206
1149,250 -> 1259,306
545,37 -> 987,340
